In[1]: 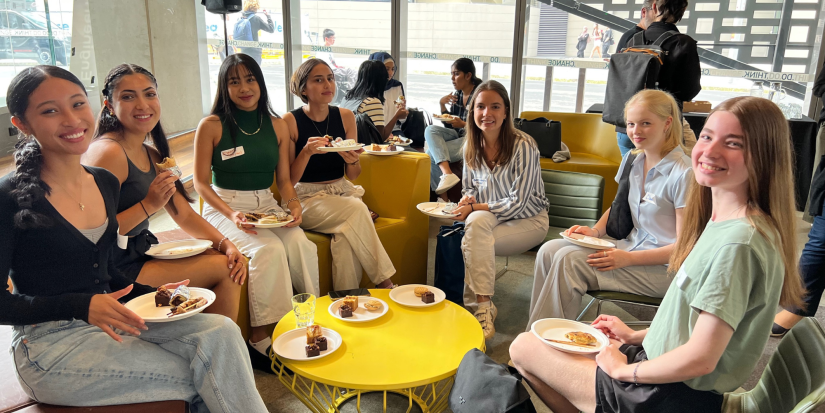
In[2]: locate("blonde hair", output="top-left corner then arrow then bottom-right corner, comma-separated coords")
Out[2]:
668,97 -> 804,309
624,89 -> 685,158
464,80 -> 530,170
243,0 -> 259,12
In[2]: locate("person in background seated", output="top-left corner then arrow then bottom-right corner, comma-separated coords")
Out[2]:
284,58 -> 396,290
615,0 -> 700,156
339,60 -> 408,142
528,90 -> 690,327
451,80 -> 549,340
0,65 -> 267,412
771,65 -> 825,336
194,54 -> 319,371
368,52 -> 407,136
425,57 -> 482,198
83,64 -> 244,322
510,96 -> 804,413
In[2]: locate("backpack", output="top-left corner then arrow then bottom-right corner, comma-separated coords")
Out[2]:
602,30 -> 678,128
233,15 -> 253,41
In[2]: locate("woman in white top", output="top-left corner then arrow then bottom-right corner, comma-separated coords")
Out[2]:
339,60 -> 408,142
452,80 -> 550,340
527,90 -> 692,327
590,24 -> 603,58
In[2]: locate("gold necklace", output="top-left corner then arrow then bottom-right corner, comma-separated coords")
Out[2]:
231,112 -> 263,136
44,171 -> 84,211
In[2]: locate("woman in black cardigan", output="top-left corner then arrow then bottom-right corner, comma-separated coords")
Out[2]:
0,66 -> 266,411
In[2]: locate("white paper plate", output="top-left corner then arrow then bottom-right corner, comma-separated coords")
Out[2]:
389,284 -> 446,308
272,327 -> 342,361
248,215 -> 294,228
530,318 -> 609,354
416,202 -> 459,218
125,287 -> 216,323
433,115 -> 456,123
145,240 -> 213,260
317,143 -> 365,152
559,232 -> 616,250
363,146 -> 405,156
327,297 -> 389,322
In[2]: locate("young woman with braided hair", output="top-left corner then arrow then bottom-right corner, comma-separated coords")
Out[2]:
0,65 -> 267,411
83,64 -> 244,322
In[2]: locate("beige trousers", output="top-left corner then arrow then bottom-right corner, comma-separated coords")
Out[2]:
294,178 -> 395,289
462,210 -> 549,308
527,239 -> 671,328
202,187 -> 319,327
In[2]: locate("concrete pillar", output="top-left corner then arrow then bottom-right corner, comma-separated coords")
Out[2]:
86,0 -> 206,133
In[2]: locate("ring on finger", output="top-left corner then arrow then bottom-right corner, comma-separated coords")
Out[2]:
603,251 -> 607,257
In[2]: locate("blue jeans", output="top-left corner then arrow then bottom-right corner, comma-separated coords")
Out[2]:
794,215 -> 825,317
424,125 -> 464,191
617,132 -> 634,156
11,315 -> 267,413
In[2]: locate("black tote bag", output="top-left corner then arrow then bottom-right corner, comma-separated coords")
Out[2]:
514,117 -> 562,158
449,349 -> 537,413
434,222 -> 466,305
605,153 -> 637,240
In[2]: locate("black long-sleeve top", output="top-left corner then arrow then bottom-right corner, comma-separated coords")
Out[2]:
0,166 -> 154,326
813,64 -> 825,126
616,22 -> 702,133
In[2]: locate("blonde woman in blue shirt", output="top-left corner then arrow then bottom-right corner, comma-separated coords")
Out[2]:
452,80 -> 549,340
509,96 -> 804,413
527,90 -> 691,326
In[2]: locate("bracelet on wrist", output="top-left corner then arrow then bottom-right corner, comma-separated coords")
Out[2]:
217,237 -> 229,253
594,227 -> 602,238
633,359 -> 645,385
139,201 -> 150,218
347,159 -> 359,166
284,196 -> 300,207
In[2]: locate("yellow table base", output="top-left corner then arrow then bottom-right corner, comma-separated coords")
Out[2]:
272,358 -> 455,413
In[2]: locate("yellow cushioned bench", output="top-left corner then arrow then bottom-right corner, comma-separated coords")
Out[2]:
519,112 -> 622,212
269,151 -> 430,296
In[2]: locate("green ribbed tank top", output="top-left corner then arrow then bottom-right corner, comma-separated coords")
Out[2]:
211,108 -> 279,191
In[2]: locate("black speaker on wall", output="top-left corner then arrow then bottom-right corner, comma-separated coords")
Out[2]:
201,0 -> 242,14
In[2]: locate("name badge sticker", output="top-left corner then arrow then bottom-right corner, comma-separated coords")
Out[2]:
221,146 -> 245,161
116,227 -> 128,250
472,178 -> 487,187
642,192 -> 657,205
675,265 -> 690,289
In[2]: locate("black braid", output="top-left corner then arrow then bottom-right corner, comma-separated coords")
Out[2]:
7,66 -> 86,229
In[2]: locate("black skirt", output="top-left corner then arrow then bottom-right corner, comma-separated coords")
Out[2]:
112,229 -> 158,281
595,345 -> 724,413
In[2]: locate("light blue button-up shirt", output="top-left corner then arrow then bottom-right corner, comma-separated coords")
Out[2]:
614,146 -> 692,253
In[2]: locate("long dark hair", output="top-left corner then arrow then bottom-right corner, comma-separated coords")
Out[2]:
95,63 -> 193,212
8,66 -> 87,229
212,54 -> 278,154
345,60 -> 388,103
452,58 -> 482,87
463,80 -> 527,170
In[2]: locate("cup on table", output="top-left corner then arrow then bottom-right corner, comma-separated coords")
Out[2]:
292,293 -> 316,328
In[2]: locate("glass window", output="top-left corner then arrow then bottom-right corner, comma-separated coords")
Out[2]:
0,0 -> 72,106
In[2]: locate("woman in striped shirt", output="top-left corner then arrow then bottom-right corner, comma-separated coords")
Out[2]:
339,60 -> 408,142
453,80 -> 550,340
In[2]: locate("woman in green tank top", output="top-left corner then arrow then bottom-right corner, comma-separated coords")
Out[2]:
194,54 -> 319,372
509,97 -> 805,413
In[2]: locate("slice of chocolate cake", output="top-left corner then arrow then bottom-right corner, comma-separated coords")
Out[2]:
421,291 -> 435,304
305,344 -> 320,357
339,304 -> 353,318
315,336 -> 328,351
155,286 -> 172,307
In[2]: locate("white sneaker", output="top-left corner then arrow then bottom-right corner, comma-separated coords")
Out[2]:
435,173 -> 460,194
474,302 -> 498,340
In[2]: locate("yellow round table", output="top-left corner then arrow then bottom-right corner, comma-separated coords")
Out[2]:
271,289 -> 484,412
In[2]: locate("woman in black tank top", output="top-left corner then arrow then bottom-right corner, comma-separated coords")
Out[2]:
83,64 -> 244,322
284,59 -> 397,290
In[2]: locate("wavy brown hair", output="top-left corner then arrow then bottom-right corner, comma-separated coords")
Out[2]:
668,97 -> 803,309
464,80 -> 532,170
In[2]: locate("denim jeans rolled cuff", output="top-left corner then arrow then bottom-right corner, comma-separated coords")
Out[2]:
793,214 -> 825,317
12,316 -> 267,413
616,132 -> 634,157
424,125 -> 464,191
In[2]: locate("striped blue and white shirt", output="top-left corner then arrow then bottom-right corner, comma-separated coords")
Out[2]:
462,132 -> 549,221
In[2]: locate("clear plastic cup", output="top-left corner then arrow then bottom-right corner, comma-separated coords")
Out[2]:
292,293 -> 316,328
